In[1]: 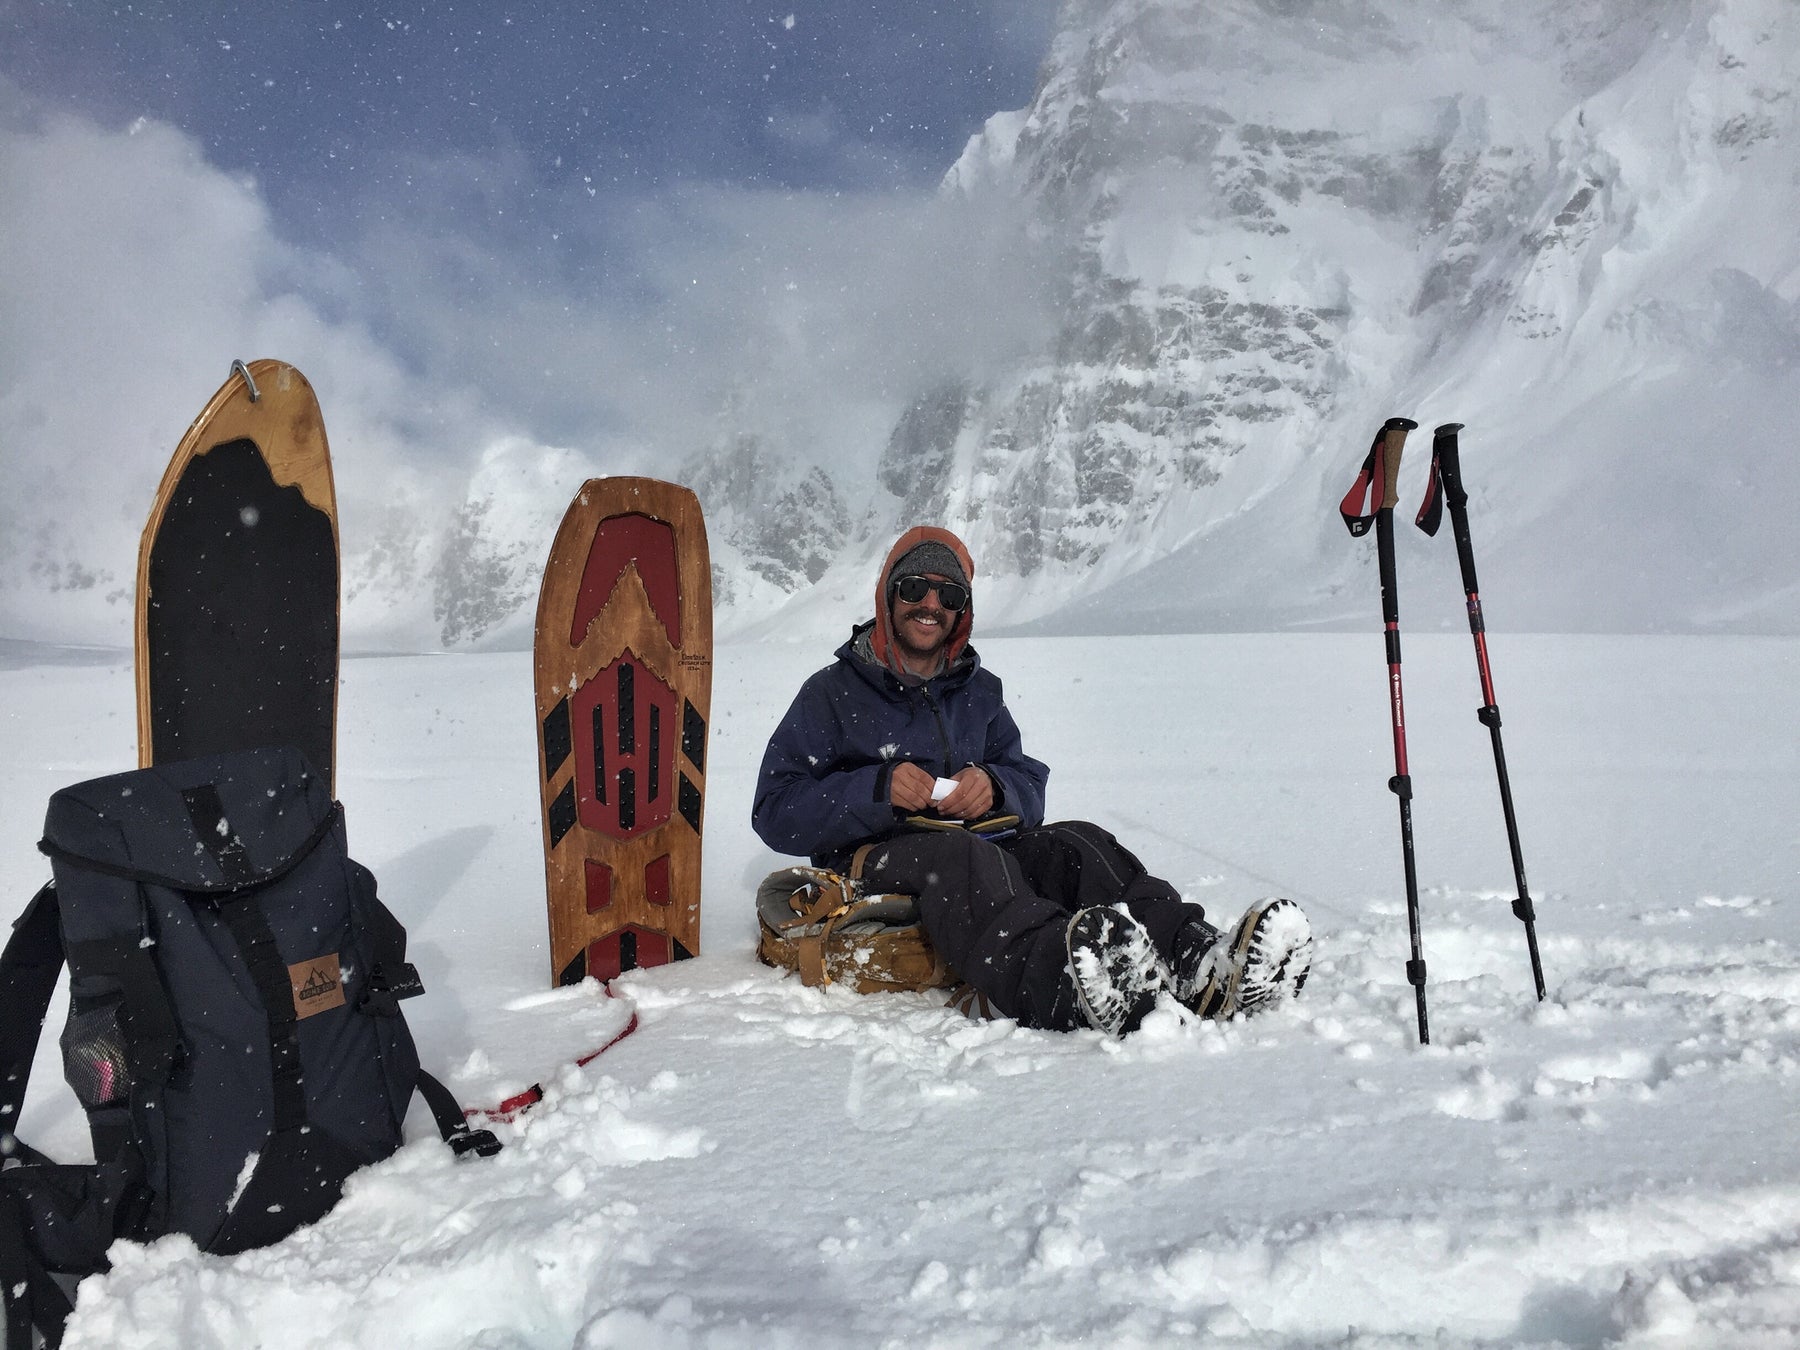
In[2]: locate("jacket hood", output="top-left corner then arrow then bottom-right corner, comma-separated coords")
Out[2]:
869,526 -> 976,679
839,620 -> 980,693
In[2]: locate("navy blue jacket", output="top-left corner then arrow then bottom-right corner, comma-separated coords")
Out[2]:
753,623 -> 1050,868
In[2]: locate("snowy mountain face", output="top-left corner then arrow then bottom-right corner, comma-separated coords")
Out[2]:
2,0 -> 1794,649
681,435 -> 852,601
710,0 -> 1800,639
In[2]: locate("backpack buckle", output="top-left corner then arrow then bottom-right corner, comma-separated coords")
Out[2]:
447,1125 -> 503,1159
358,962 -> 424,1016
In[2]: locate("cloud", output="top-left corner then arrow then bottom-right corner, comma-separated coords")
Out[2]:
0,85 -> 1060,647
0,100 -> 489,640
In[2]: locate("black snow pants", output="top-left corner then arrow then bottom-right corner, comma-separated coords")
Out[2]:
859,820 -> 1208,1031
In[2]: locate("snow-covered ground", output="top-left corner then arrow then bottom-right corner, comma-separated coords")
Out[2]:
4,630 -> 1798,1348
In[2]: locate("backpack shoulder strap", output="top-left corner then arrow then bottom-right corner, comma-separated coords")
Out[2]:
1,885 -> 79,1347
0,1182 -> 73,1348
1,883 -> 65,1160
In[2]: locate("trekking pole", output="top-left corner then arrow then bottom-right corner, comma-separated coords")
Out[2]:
1415,422 -> 1546,1000
1340,416 -> 1429,1044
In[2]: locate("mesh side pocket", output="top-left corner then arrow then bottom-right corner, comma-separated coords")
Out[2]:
61,1001 -> 129,1109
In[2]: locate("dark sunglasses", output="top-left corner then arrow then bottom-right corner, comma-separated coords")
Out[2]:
892,575 -> 968,612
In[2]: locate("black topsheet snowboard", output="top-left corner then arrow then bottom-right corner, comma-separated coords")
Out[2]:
137,360 -> 340,790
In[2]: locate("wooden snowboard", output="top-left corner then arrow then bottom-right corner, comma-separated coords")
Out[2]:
136,360 -> 341,793
534,478 -> 711,988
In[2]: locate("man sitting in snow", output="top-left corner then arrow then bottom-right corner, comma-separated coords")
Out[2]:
751,525 -> 1313,1035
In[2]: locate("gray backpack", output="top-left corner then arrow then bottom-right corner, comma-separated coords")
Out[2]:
0,747 -> 497,1347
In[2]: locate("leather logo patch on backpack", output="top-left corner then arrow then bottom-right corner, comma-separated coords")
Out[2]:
289,953 -> 346,1018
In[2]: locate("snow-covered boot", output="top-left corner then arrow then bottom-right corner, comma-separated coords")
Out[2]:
1175,897 -> 1313,1019
1065,905 -> 1166,1037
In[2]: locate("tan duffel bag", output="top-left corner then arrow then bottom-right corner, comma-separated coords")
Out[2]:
754,865 -> 956,994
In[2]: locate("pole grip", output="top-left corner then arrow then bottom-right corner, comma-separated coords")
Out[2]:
1378,418 -> 1417,511
1432,423 -> 1467,504
1433,421 -> 1482,598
